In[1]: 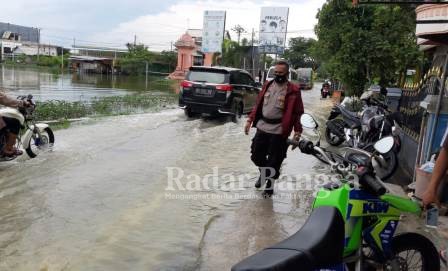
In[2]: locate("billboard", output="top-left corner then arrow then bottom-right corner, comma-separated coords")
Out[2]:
259,7 -> 289,54
202,11 -> 226,53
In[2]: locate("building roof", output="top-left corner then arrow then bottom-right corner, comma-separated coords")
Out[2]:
69,56 -> 113,61
72,45 -> 128,52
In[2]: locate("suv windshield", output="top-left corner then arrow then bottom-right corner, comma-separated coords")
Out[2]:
187,70 -> 227,84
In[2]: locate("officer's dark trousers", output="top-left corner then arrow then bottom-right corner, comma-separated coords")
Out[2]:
250,129 -> 288,188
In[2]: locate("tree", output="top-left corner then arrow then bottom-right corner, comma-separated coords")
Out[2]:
125,43 -> 153,60
314,0 -> 423,95
158,50 -> 177,72
283,37 -> 317,69
232,25 -> 247,45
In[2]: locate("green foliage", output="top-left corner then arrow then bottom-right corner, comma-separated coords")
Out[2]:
283,37 -> 317,69
157,51 -> 177,71
220,39 -> 251,67
4,55 -> 69,69
314,0 -> 423,95
232,25 -> 247,45
37,55 -> 62,67
118,44 -> 176,75
34,94 -> 178,121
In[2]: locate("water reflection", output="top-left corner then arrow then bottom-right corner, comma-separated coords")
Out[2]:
0,65 -> 173,102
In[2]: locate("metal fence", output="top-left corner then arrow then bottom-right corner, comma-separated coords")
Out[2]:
399,55 -> 446,140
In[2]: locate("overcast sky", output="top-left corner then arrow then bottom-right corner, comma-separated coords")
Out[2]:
0,0 -> 326,51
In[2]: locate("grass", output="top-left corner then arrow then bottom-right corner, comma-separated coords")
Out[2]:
51,119 -> 71,130
34,94 -> 178,122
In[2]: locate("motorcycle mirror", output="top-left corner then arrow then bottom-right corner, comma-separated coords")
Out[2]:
300,113 -> 318,129
373,136 -> 394,154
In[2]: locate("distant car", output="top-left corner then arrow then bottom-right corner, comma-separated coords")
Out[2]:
297,68 -> 314,90
179,66 -> 261,121
265,66 -> 299,86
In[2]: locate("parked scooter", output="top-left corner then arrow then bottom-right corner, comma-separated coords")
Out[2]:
0,95 -> 54,161
325,92 -> 400,180
232,114 -> 439,271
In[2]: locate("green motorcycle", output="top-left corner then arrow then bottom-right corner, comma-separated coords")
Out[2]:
232,114 -> 440,271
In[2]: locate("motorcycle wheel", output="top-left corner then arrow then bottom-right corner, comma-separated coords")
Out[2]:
25,127 -> 55,158
372,150 -> 398,181
386,233 -> 440,271
325,119 -> 345,146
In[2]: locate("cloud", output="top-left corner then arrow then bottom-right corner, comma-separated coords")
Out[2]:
94,0 -> 326,51
0,0 -> 325,50
0,0 -> 180,46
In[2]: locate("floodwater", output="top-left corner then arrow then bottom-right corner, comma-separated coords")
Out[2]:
0,83 -> 335,270
0,65 -> 172,102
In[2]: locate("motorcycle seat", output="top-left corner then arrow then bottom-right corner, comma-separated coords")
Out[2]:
231,206 -> 345,271
346,152 -> 370,167
338,106 -> 361,129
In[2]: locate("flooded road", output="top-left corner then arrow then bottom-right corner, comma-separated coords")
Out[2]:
0,65 -> 173,102
0,83 -> 334,270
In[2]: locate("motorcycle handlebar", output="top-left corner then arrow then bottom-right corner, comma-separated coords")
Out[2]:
287,139 -> 334,165
287,139 -> 315,155
361,174 -> 387,196
17,95 -> 35,107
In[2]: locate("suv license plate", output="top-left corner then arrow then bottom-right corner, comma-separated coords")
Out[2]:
195,88 -> 213,96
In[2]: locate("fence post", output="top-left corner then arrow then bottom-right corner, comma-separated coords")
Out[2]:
145,61 -> 149,90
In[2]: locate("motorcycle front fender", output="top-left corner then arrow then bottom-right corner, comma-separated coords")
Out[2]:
22,123 -> 49,149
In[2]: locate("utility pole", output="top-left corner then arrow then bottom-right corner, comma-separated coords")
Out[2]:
169,41 -> 174,72
262,53 -> 267,82
145,61 -> 149,90
37,28 -> 41,62
134,35 -> 137,46
61,48 -> 64,70
251,28 -> 255,78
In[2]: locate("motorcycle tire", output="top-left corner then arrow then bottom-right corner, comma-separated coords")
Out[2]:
325,119 -> 345,146
387,233 -> 440,271
26,127 -> 55,158
364,146 -> 398,181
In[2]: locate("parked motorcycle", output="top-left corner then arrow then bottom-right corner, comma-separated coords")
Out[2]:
325,93 -> 399,180
232,114 -> 439,271
0,95 -> 54,161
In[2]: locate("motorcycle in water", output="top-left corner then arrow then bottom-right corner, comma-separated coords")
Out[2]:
232,114 -> 440,271
0,95 -> 54,161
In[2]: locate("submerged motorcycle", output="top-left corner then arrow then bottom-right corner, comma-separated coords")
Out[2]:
232,114 -> 439,271
0,95 -> 54,160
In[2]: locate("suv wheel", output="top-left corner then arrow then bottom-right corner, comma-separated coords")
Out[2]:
231,102 -> 243,123
184,107 -> 198,118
